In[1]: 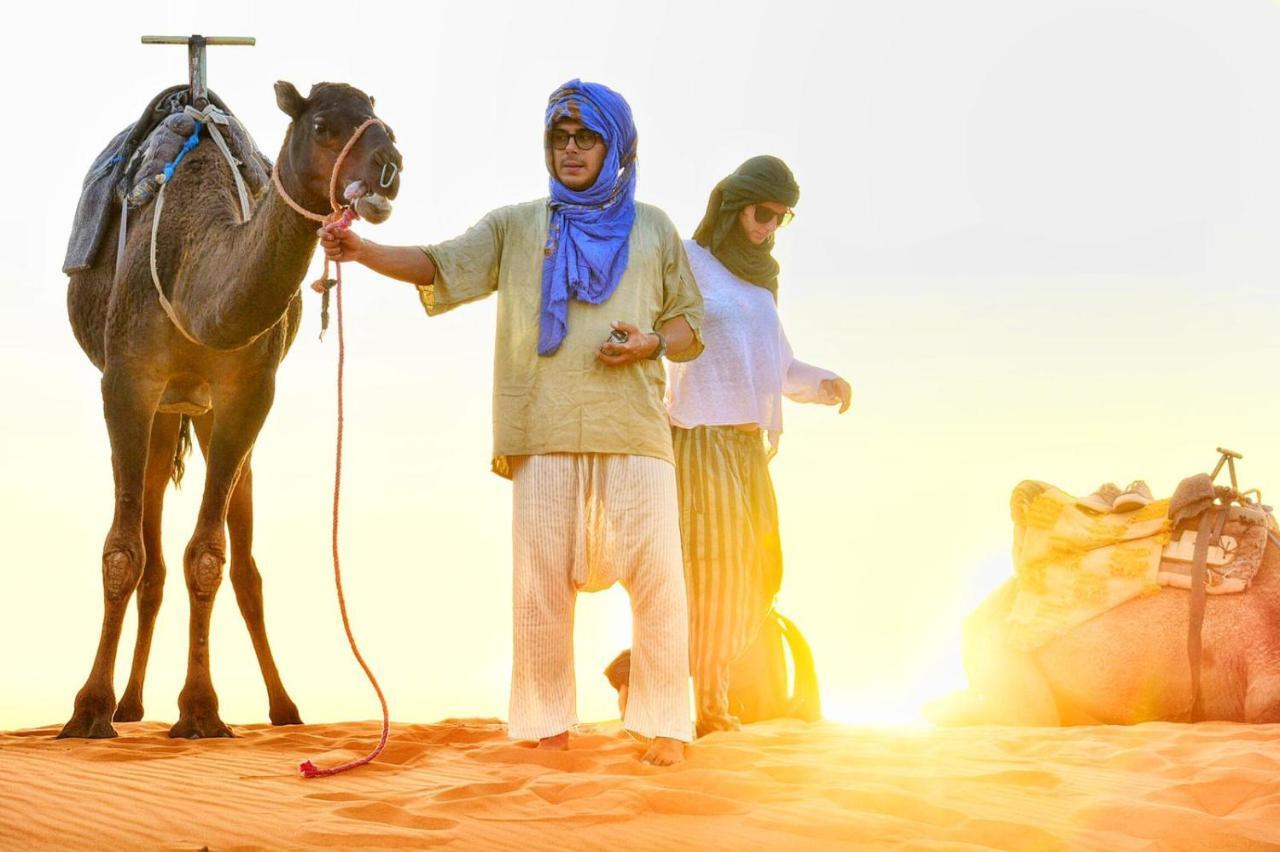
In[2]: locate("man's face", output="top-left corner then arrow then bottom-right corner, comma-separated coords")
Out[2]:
549,119 -> 608,191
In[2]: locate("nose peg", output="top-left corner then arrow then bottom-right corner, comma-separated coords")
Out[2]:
379,161 -> 398,189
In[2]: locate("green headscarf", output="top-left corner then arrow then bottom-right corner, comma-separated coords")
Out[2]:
692,155 -> 800,298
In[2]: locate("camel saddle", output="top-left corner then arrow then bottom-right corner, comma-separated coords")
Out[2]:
1167,473 -> 1280,721
63,84 -> 270,274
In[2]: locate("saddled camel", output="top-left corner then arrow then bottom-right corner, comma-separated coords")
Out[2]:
927,546 -> 1280,726
61,81 -> 402,739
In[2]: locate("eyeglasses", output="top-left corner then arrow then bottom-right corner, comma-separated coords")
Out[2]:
546,128 -> 603,150
751,204 -> 795,228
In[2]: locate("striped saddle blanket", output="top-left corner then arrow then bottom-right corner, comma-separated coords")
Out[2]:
1005,480 -> 1274,651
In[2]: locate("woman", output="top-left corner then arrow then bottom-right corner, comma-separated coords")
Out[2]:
668,155 -> 851,736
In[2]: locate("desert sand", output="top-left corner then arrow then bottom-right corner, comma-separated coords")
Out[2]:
3,718 -> 1279,850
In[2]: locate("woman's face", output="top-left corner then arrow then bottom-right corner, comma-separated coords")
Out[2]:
738,200 -> 793,245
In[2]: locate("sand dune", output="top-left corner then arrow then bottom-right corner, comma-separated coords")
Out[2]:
3,719 -> 1280,849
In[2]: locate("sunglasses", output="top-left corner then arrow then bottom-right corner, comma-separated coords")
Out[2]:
751,204 -> 795,228
546,128 -> 603,150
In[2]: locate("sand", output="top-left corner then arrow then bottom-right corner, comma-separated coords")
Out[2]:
3,718 -> 1279,850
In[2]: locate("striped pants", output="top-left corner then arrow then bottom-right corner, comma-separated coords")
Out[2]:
509,453 -> 693,742
673,426 -> 783,737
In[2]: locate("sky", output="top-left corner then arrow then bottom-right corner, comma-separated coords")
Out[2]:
3,0 -> 1280,732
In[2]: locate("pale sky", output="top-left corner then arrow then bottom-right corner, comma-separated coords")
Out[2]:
4,0 -> 1280,731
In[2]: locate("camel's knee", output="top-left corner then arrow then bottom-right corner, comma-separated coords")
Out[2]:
102,545 -> 144,602
184,542 -> 225,602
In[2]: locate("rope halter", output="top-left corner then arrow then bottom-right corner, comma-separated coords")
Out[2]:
271,116 -> 388,225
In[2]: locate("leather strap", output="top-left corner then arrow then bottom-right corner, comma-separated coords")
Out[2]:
1187,509 -> 1215,721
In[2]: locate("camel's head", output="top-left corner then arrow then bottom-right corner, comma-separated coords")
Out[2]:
275,81 -> 402,224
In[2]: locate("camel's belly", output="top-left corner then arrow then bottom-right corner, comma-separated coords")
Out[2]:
157,375 -> 212,416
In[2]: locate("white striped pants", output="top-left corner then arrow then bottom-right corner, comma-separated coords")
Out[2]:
509,453 -> 693,742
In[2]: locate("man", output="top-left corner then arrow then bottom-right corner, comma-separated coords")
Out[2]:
320,80 -> 702,765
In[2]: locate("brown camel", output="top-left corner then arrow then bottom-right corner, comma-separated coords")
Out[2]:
61,81 -> 402,739
926,546 -> 1280,726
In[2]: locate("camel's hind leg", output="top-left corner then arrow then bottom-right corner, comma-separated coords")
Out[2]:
113,413 -> 184,723
190,415 -> 301,726
58,370 -> 165,738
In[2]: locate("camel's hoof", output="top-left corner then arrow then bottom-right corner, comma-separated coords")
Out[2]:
57,712 -> 119,740
113,698 -> 144,723
170,713 -> 234,739
270,701 -> 303,727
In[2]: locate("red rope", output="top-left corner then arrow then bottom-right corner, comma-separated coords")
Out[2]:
298,212 -> 391,779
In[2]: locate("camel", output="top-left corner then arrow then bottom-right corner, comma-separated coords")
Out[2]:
926,545 -> 1280,726
60,81 -> 402,739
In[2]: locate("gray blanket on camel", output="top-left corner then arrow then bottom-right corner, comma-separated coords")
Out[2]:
63,84 -> 270,274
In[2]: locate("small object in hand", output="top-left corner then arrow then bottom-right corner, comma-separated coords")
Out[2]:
608,328 -> 629,344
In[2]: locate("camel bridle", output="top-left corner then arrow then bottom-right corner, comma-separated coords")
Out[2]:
270,116 -> 389,224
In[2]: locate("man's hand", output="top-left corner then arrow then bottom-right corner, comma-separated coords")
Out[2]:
597,321 -> 658,367
822,377 -> 852,413
318,226 -> 366,264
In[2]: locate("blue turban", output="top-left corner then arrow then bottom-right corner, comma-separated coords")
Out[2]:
538,79 -> 638,356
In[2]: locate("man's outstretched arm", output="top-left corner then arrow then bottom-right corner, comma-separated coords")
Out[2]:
319,229 -> 436,286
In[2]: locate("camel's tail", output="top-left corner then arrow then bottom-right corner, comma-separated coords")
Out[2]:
171,415 -> 193,488
778,612 -> 822,721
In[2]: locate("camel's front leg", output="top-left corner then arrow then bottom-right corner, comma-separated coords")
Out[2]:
190,414 -> 302,726
170,383 -> 274,739
115,412 -> 184,723
59,369 -> 165,738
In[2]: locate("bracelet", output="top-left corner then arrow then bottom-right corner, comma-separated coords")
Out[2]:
646,331 -> 668,360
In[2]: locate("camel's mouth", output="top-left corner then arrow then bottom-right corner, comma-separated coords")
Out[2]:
343,180 -> 393,225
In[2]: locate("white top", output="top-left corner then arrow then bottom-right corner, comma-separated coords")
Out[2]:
666,240 -> 839,448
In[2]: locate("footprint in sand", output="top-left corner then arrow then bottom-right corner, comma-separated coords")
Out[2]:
641,789 -> 746,816
332,801 -> 458,831
964,769 -> 1061,789
434,779 -> 530,802
949,817 -> 1063,850
305,792 -> 367,803
1150,776 -> 1280,817
823,789 -> 967,828
77,747 -> 179,763
531,780 -> 618,805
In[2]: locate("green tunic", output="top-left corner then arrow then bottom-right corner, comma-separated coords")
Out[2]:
419,199 -> 704,479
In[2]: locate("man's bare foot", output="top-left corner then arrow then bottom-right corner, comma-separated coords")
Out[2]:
537,731 -> 569,750
641,736 -> 684,766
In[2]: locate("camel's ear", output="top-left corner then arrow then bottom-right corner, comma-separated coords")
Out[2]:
369,95 -> 376,108
275,81 -> 306,120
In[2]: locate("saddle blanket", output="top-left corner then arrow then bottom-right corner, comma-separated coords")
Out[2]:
63,85 -> 269,274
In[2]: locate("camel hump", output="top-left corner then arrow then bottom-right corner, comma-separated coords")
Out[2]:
158,375 -> 212,416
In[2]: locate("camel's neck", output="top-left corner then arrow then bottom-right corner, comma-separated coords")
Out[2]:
174,152 -> 324,350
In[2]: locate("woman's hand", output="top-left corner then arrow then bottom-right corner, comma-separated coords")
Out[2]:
597,321 -> 658,367
822,377 -> 852,413
318,227 -> 366,264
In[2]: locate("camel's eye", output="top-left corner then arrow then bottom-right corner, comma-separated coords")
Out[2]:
312,118 -> 331,138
